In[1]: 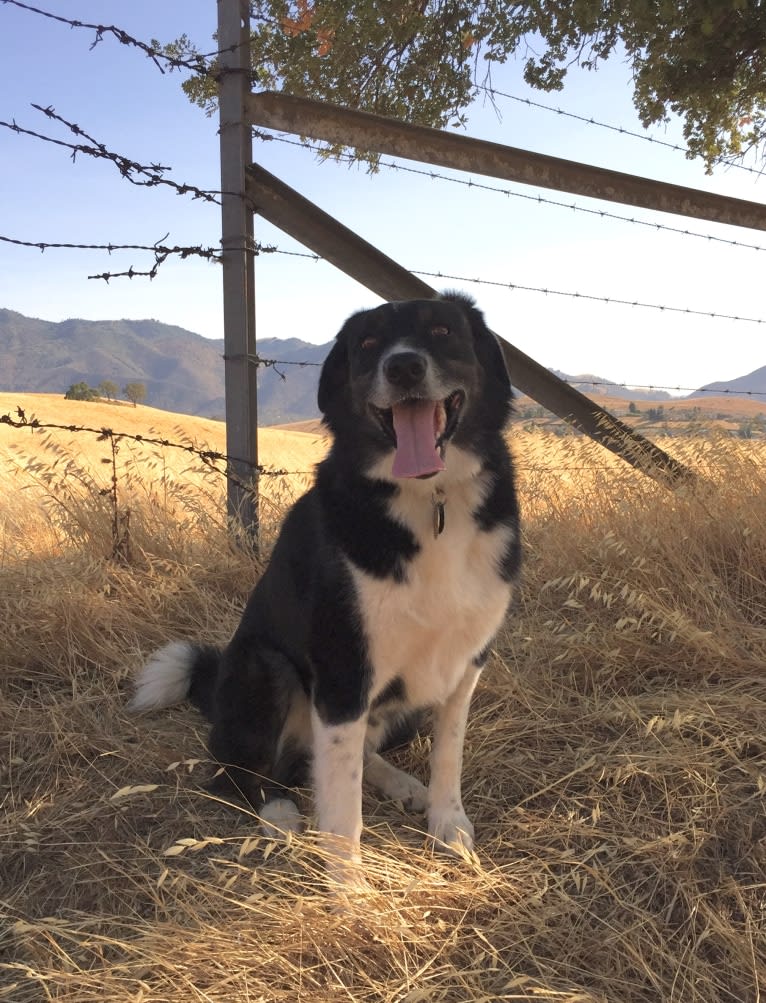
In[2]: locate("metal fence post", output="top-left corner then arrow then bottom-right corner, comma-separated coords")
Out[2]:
217,0 -> 258,539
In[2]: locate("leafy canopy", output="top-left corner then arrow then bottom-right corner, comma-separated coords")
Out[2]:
175,1 -> 766,169
64,381 -> 98,402
123,382 -> 147,407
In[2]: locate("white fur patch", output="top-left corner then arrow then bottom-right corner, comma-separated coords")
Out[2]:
260,798 -> 303,839
128,640 -> 195,712
355,447 -> 514,709
311,710 -> 367,876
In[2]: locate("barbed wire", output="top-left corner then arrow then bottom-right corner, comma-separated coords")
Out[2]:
0,407 -> 302,482
5,204 -> 764,322
0,234 -> 224,277
411,268 -> 766,326
1,104 -> 223,204
476,84 -> 764,179
85,243 -> 320,281
2,75 -> 762,316
0,0 -> 225,77
1,410 -> 763,490
556,379 -> 766,399
257,243 -> 766,326
0,225 -> 320,280
221,354 -> 322,381
86,264 -> 202,283
252,129 -> 766,254
384,162 -> 766,253
0,234 -> 291,281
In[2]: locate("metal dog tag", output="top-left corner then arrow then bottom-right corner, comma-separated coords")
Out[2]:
432,490 -> 446,538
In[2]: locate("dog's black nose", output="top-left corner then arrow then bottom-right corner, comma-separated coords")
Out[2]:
384,351 -> 427,390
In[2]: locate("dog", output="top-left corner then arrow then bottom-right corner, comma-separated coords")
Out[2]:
130,293 -> 520,882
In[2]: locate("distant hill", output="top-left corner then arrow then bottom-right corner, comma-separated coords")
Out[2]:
553,372 -> 672,402
690,364 -> 766,402
0,308 -> 330,424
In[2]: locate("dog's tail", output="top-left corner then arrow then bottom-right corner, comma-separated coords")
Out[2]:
128,640 -> 220,719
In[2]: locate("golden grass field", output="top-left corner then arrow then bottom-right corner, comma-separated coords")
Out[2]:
1,393 -> 765,1002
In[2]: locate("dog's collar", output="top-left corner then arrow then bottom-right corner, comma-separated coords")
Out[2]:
432,487 -> 446,538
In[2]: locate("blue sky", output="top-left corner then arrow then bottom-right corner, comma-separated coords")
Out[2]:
2,1 -> 766,394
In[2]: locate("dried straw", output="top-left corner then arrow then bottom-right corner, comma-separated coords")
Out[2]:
2,428 -> 765,1002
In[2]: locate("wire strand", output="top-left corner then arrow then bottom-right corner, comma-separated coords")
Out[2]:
477,84 -> 765,178
252,129 -> 766,253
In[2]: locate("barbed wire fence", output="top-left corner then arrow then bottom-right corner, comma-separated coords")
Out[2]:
0,404 -> 309,561
2,386 -> 765,560
5,94 -> 766,300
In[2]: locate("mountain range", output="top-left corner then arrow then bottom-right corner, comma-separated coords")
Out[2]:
1,308 -> 762,423
0,308 -> 327,425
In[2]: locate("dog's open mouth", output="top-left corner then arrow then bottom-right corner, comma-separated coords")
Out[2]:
371,390 -> 465,478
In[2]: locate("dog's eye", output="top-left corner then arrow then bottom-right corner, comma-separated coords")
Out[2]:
360,336 -> 379,350
430,325 -> 450,337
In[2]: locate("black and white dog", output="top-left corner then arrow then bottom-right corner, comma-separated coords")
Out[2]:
130,293 -> 520,881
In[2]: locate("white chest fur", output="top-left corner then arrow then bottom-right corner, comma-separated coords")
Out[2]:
350,451 -> 514,709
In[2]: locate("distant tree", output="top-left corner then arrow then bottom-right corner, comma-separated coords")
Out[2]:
98,379 -> 119,401
64,381 -> 97,402
628,401 -> 639,414
123,382 -> 147,407
646,405 -> 666,423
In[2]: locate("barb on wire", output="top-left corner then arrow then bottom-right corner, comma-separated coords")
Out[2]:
1,0 -> 226,76
222,353 -> 324,381
261,358 -> 322,368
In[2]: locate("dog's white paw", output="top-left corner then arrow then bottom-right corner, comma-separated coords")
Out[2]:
259,798 -> 303,839
364,754 -> 429,813
427,806 -> 475,855
384,771 -> 429,813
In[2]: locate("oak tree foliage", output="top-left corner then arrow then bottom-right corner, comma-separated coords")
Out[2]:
123,382 -> 147,407
170,1 -> 766,170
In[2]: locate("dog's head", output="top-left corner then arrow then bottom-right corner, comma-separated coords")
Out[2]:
318,294 -> 512,478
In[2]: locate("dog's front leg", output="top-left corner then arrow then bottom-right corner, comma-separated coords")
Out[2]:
311,707 -> 368,885
427,665 -> 480,853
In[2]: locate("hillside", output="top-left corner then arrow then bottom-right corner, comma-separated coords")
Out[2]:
691,361 -> 766,399
0,392 -> 329,509
0,308 -> 330,424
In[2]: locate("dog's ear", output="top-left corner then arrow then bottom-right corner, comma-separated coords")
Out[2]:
444,292 -> 512,403
317,338 -> 348,418
317,311 -> 366,417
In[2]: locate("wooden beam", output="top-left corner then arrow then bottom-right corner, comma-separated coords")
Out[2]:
248,92 -> 766,232
246,164 -> 690,487
218,0 -> 258,536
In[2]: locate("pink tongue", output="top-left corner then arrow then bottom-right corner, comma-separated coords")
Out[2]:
391,400 -> 444,478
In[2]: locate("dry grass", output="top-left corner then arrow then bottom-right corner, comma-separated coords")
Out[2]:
1,408 -> 765,1002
